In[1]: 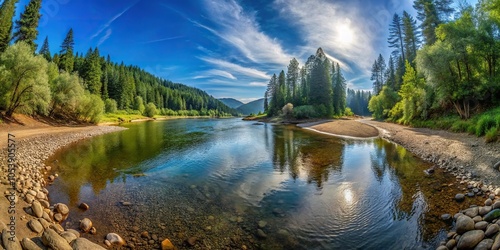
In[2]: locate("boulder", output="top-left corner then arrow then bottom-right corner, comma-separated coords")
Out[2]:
486,224 -> 500,238
71,238 -> 106,250
31,200 -> 43,218
27,219 -> 44,234
42,228 -> 72,250
457,230 -> 484,250
54,203 -> 69,215
457,215 -> 475,234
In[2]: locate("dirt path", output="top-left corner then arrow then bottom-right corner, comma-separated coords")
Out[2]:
361,119 -> 500,185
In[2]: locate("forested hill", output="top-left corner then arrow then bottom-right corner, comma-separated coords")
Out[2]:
0,0 -> 237,122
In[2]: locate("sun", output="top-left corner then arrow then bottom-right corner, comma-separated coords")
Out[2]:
337,23 -> 354,45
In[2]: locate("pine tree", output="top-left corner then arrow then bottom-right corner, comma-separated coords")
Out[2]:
266,74 -> 278,116
59,28 -> 75,72
371,54 -> 386,94
309,49 -> 333,117
38,36 -> 51,61
263,90 -> 268,112
402,11 -> 420,66
332,63 -> 346,115
277,70 -> 286,109
286,58 -> 300,104
82,48 -> 103,95
413,0 -> 440,45
0,0 -> 18,52
299,67 -> 307,105
385,55 -> 396,90
388,13 -> 405,63
12,0 -> 42,51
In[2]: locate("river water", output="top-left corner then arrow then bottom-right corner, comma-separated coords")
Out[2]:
46,118 -> 471,249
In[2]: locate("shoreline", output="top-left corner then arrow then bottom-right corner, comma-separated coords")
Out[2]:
0,125 -> 126,249
297,119 -> 380,139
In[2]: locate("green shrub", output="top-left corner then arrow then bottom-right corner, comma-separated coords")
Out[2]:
282,103 -> 294,117
496,114 -> 500,127
293,105 -> 317,119
476,116 -> 497,137
485,127 -> 498,143
104,99 -> 118,113
344,107 -> 354,116
451,120 -> 471,133
144,103 -> 157,118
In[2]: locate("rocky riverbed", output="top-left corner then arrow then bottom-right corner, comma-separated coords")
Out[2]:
0,125 -> 129,249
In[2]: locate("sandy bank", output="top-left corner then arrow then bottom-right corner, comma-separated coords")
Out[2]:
298,119 -> 379,139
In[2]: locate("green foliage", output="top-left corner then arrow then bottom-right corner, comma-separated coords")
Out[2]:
293,105 -> 317,119
134,96 -> 145,114
12,0 -> 41,51
59,29 -> 74,72
391,61 -> 426,124
344,107 -> 354,116
368,86 -> 399,120
144,102 -> 157,118
77,94 -> 104,123
0,0 -> 18,52
104,99 -> 118,113
38,36 -> 51,61
450,120 -> 472,133
476,116 -> 497,137
49,71 -> 84,118
0,42 -> 50,116
82,48 -> 102,94
485,127 -> 498,143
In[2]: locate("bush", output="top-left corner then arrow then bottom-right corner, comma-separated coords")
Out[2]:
476,116 -> 497,137
144,102 -> 157,118
451,120 -> 472,133
344,107 -> 354,116
104,99 -> 118,113
485,127 -> 498,143
282,103 -> 293,117
77,94 -> 104,123
293,105 -> 317,119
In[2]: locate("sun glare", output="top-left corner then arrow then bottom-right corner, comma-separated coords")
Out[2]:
337,23 -> 354,45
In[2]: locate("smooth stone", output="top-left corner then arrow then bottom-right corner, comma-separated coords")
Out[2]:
492,232 -> 500,250
105,233 -> 126,246
456,193 -> 466,202
473,216 -> 483,223
53,213 -> 63,222
61,232 -> 77,244
493,201 -> 500,210
89,227 -> 96,235
455,213 -> 465,220
486,224 -> 500,238
475,221 -> 488,231
446,239 -> 456,249
484,209 -> 500,222
475,239 -> 494,250
495,188 -> 500,196
66,229 -> 80,238
186,237 -> 197,246
31,200 -> 43,218
54,203 -> 69,215
42,228 -> 72,250
20,237 -> 42,250
78,203 -> 89,211
457,230 -> 484,250
258,220 -> 267,228
71,238 -> 106,250
79,218 -> 92,233
38,218 -> 50,229
464,207 -> 479,218
479,206 -> 492,216
257,229 -> 267,238
486,199 -> 493,206
441,214 -> 452,221
2,229 -> 22,250
161,239 -> 175,250
28,219 -> 44,234
457,215 -> 475,234
436,246 -> 447,250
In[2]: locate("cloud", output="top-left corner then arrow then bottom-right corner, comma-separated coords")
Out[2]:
97,28 -> 112,47
141,36 -> 184,44
91,2 -> 138,42
275,0 -> 387,72
249,82 -> 267,87
200,57 -> 271,80
193,69 -> 237,80
199,0 -> 293,66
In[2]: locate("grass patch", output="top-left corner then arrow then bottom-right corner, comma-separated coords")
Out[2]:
100,111 -> 148,123
485,127 -> 498,143
476,116 -> 497,137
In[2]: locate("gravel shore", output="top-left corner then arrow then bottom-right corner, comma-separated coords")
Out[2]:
0,125 -> 126,249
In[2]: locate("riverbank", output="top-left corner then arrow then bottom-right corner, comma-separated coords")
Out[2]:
298,119 -> 379,139
0,121 -> 126,249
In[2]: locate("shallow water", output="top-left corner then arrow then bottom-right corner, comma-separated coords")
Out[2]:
46,118 -> 474,249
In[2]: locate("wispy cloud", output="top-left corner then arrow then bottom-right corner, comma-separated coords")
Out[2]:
193,69 -> 237,80
97,29 -> 112,47
141,36 -> 184,44
91,2 -> 138,43
249,82 -> 268,87
199,0 -> 293,66
200,57 -> 271,80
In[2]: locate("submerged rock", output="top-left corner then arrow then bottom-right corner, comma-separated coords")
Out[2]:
79,218 -> 93,233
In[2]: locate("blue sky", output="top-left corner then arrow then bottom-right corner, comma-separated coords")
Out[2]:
15,0 -> 476,103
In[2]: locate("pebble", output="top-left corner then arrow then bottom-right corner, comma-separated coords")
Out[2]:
455,193 -> 465,202
106,233 -> 126,246
28,219 -> 43,234
79,218 -> 93,233
475,221 -> 488,230
457,230 -> 484,250
161,239 -> 175,250
257,229 -> 267,238
485,224 -> 500,237
258,220 -> 268,228
186,236 -> 197,246
78,202 -> 90,211
475,238 -> 494,250
456,215 -> 475,234
42,228 -> 72,250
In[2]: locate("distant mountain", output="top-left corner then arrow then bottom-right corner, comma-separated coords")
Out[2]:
219,98 -> 244,109
237,98 -> 264,115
